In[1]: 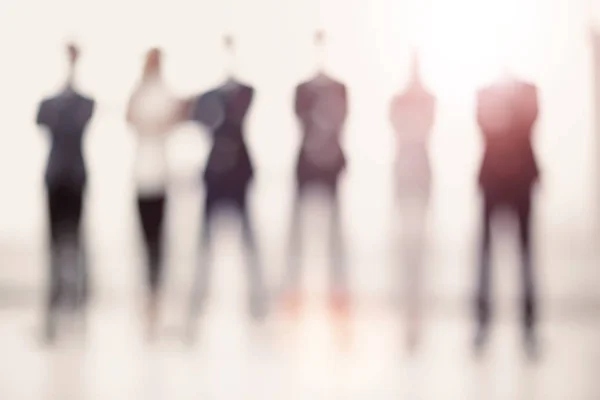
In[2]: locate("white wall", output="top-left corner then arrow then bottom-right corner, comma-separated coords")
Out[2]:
0,0 -> 598,296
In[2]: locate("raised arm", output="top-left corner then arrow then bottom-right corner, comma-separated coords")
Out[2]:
192,91 -> 224,130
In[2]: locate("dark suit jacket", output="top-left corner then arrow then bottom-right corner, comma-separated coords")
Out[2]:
192,82 -> 254,190
477,80 -> 539,195
36,90 -> 95,189
294,76 -> 348,185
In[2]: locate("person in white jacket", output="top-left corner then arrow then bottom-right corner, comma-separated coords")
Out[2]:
126,47 -> 190,339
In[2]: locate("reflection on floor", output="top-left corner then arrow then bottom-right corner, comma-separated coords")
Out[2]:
0,287 -> 599,400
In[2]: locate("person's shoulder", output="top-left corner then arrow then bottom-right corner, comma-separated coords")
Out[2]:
240,84 -> 255,99
39,96 -> 54,108
519,81 -> 538,95
241,83 -> 254,92
295,81 -> 308,93
334,79 -> 347,90
79,93 -> 95,106
476,83 -> 495,97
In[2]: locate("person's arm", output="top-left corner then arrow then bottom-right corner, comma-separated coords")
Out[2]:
179,96 -> 195,122
36,98 -> 51,128
294,84 -> 308,122
86,98 -> 96,124
339,85 -> 348,128
125,94 -> 135,126
193,91 -> 224,130
232,87 -> 254,124
425,96 -> 436,133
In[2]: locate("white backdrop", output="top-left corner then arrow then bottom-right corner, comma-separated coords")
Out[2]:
0,0 -> 598,299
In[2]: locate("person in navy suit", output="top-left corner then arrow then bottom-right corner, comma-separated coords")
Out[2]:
187,35 -> 265,337
36,43 -> 95,342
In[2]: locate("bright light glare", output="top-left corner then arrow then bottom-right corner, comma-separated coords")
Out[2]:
409,0 -> 526,102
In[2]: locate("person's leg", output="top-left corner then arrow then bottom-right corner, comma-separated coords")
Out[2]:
285,183 -> 305,292
329,182 -> 347,295
401,193 -> 429,351
45,186 -> 65,341
137,195 -> 166,297
237,186 -> 267,319
475,193 -> 495,347
64,188 -> 86,309
137,194 -> 166,338
188,190 -> 217,322
516,191 -> 536,336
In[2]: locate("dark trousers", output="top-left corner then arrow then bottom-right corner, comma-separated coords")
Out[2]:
286,178 -> 347,292
477,189 -> 536,330
46,184 -> 86,312
191,184 -> 263,302
137,195 -> 166,295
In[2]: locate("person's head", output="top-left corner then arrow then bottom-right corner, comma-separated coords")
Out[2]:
224,34 -> 234,52
143,47 -> 162,77
66,42 -> 80,68
315,30 -> 325,47
408,47 -> 424,89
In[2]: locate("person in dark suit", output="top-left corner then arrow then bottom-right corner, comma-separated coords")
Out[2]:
389,48 -> 436,351
475,69 -> 540,353
283,30 -> 349,316
35,43 -> 95,342
187,35 -> 265,336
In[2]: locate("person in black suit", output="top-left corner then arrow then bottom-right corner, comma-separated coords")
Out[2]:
187,36 -> 265,336
283,30 -> 350,316
35,43 -> 95,342
475,69 -> 540,354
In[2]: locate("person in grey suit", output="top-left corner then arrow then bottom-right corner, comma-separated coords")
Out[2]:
35,43 -> 95,342
284,31 -> 350,317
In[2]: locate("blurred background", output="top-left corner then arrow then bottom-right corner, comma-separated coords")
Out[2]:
0,0 -> 599,398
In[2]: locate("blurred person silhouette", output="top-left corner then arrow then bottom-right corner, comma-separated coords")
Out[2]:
475,66 -> 540,356
126,47 -> 190,339
389,47 -> 435,352
282,30 -> 350,317
187,35 -> 265,338
36,42 -> 95,343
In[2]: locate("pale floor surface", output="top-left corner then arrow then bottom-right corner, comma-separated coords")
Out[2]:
0,296 -> 599,400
